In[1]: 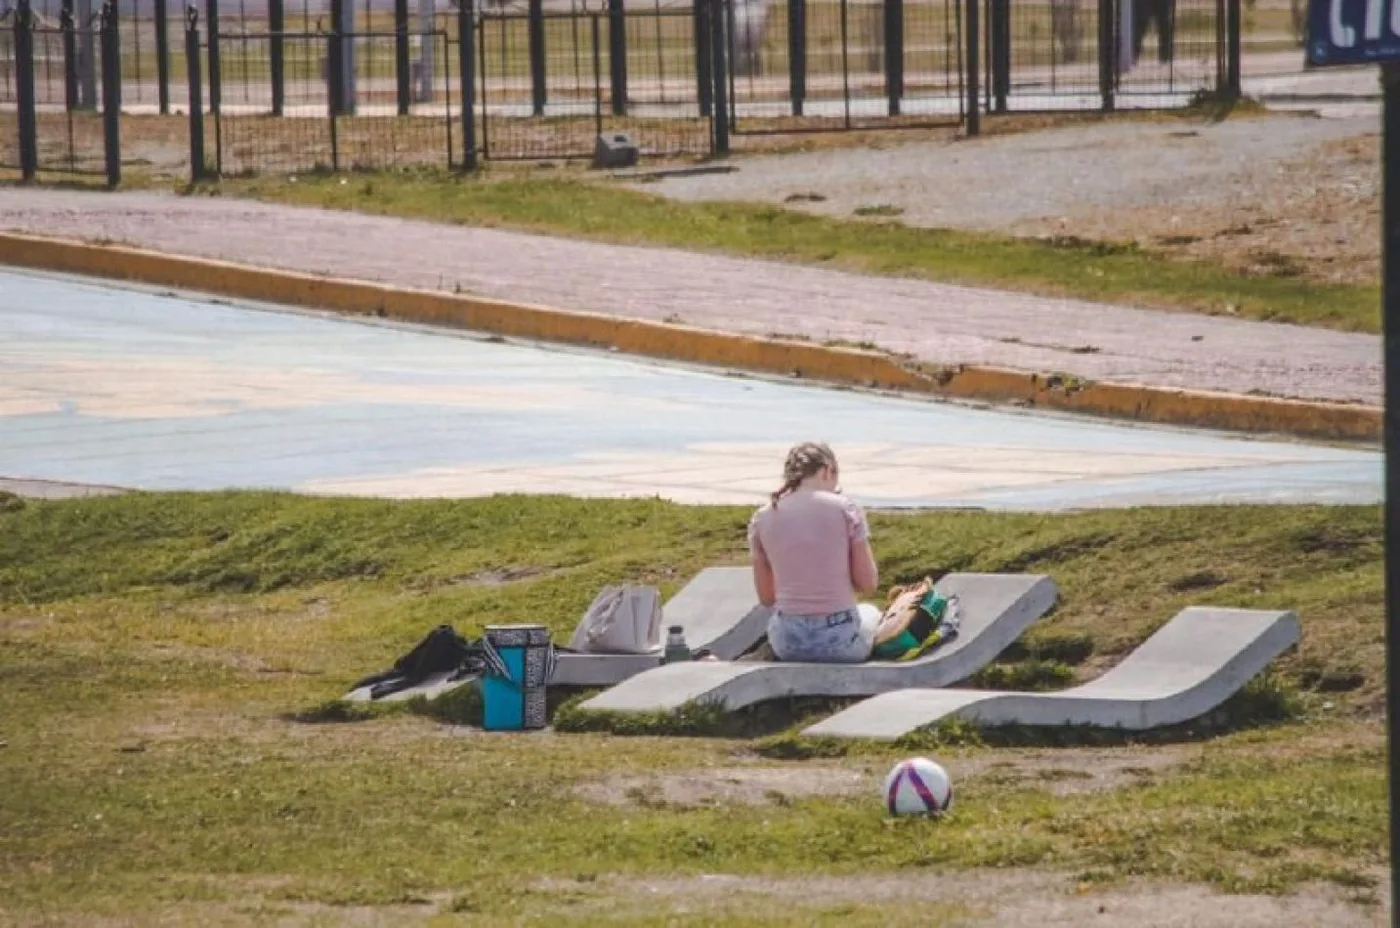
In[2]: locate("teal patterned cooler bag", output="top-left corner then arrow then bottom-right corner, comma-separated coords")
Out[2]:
480,624 -> 555,731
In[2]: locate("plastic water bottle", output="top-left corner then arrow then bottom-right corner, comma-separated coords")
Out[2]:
663,625 -> 692,664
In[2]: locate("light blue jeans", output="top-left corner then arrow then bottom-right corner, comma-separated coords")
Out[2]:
767,603 -> 881,663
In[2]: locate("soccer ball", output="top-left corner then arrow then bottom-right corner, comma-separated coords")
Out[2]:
883,756 -> 953,816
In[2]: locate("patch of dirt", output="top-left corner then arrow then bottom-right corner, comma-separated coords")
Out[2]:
402,565 -> 550,592
952,745 -> 1196,796
574,746 -> 1196,808
1225,721 -> 1384,762
1017,132 -> 1381,287
7,870 -> 1383,927
455,565 -> 548,586
544,869 -> 1387,926
646,114 -> 1381,288
0,613 -> 49,634
572,763 -> 873,807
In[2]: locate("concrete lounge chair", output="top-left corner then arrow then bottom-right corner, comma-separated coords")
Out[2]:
578,573 -> 1059,716
803,606 -> 1301,741
550,566 -> 773,686
344,566 -> 772,702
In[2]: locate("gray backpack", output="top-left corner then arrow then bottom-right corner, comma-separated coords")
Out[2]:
567,585 -> 663,654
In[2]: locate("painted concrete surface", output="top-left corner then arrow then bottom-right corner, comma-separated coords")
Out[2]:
0,269 -> 1381,509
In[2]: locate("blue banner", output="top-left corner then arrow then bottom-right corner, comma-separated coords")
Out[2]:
1308,0 -> 1400,66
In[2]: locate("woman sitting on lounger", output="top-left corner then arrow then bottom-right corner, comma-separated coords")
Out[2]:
748,442 -> 881,663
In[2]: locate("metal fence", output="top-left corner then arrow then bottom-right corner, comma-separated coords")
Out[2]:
1,0 -> 1241,183
199,26 -> 460,174
725,0 -> 968,133
476,1 -> 711,160
983,0 -> 1230,112
3,0 -> 119,179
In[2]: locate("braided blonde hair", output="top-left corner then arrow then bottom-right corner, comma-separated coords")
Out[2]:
771,441 -> 838,506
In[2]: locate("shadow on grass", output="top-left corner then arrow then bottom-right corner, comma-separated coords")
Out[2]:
551,671 -> 1303,759
760,673 -> 1305,759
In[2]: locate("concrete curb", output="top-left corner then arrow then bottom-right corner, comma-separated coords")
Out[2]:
0,231 -> 1380,443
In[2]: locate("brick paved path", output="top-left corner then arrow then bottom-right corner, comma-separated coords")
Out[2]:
0,188 -> 1380,404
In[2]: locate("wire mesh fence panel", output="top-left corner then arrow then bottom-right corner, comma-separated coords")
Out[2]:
728,0 -> 963,133
333,30 -> 455,167
31,24 -> 107,173
475,3 -> 709,161
902,0 -> 962,111
209,31 -> 331,173
611,7 -> 708,153
478,8 -> 604,159
622,0 -> 697,108
209,28 -> 456,174
25,8 -> 74,105
989,0 -> 1103,108
1112,0 -> 1219,100
117,2 -> 159,107
0,110 -> 16,168
725,0 -> 788,108
0,21 -> 16,167
991,0 -> 1221,111
0,16 -> 12,104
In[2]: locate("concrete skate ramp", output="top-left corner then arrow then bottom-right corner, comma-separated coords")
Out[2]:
804,606 -> 1301,740
579,573 -> 1058,715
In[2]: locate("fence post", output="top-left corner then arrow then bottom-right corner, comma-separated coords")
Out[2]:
61,0 -> 79,110
964,0 -> 978,135
528,0 -> 545,116
694,0 -> 711,116
328,0 -> 343,114
1226,0 -> 1240,100
608,0 -> 627,115
100,0 -> 120,187
186,7 -> 206,181
591,13 -> 603,135
787,0 -> 804,116
395,0 -> 410,115
1097,0 -> 1114,110
709,0 -> 727,154
328,0 -> 355,116
269,0 -> 283,115
154,0 -> 170,113
14,0 -> 37,181
208,0 -> 222,115
883,0 -> 902,116
458,0 -> 476,169
989,0 -> 1008,112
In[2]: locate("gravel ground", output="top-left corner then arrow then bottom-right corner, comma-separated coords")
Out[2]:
639,113 -> 1381,285
0,188 -> 1380,404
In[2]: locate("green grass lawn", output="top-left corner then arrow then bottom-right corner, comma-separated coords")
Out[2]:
0,491 -> 1386,923
214,171 -> 1381,334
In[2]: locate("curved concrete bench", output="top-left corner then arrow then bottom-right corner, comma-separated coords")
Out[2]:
803,606 -> 1301,741
550,566 -> 772,687
578,573 -> 1058,716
